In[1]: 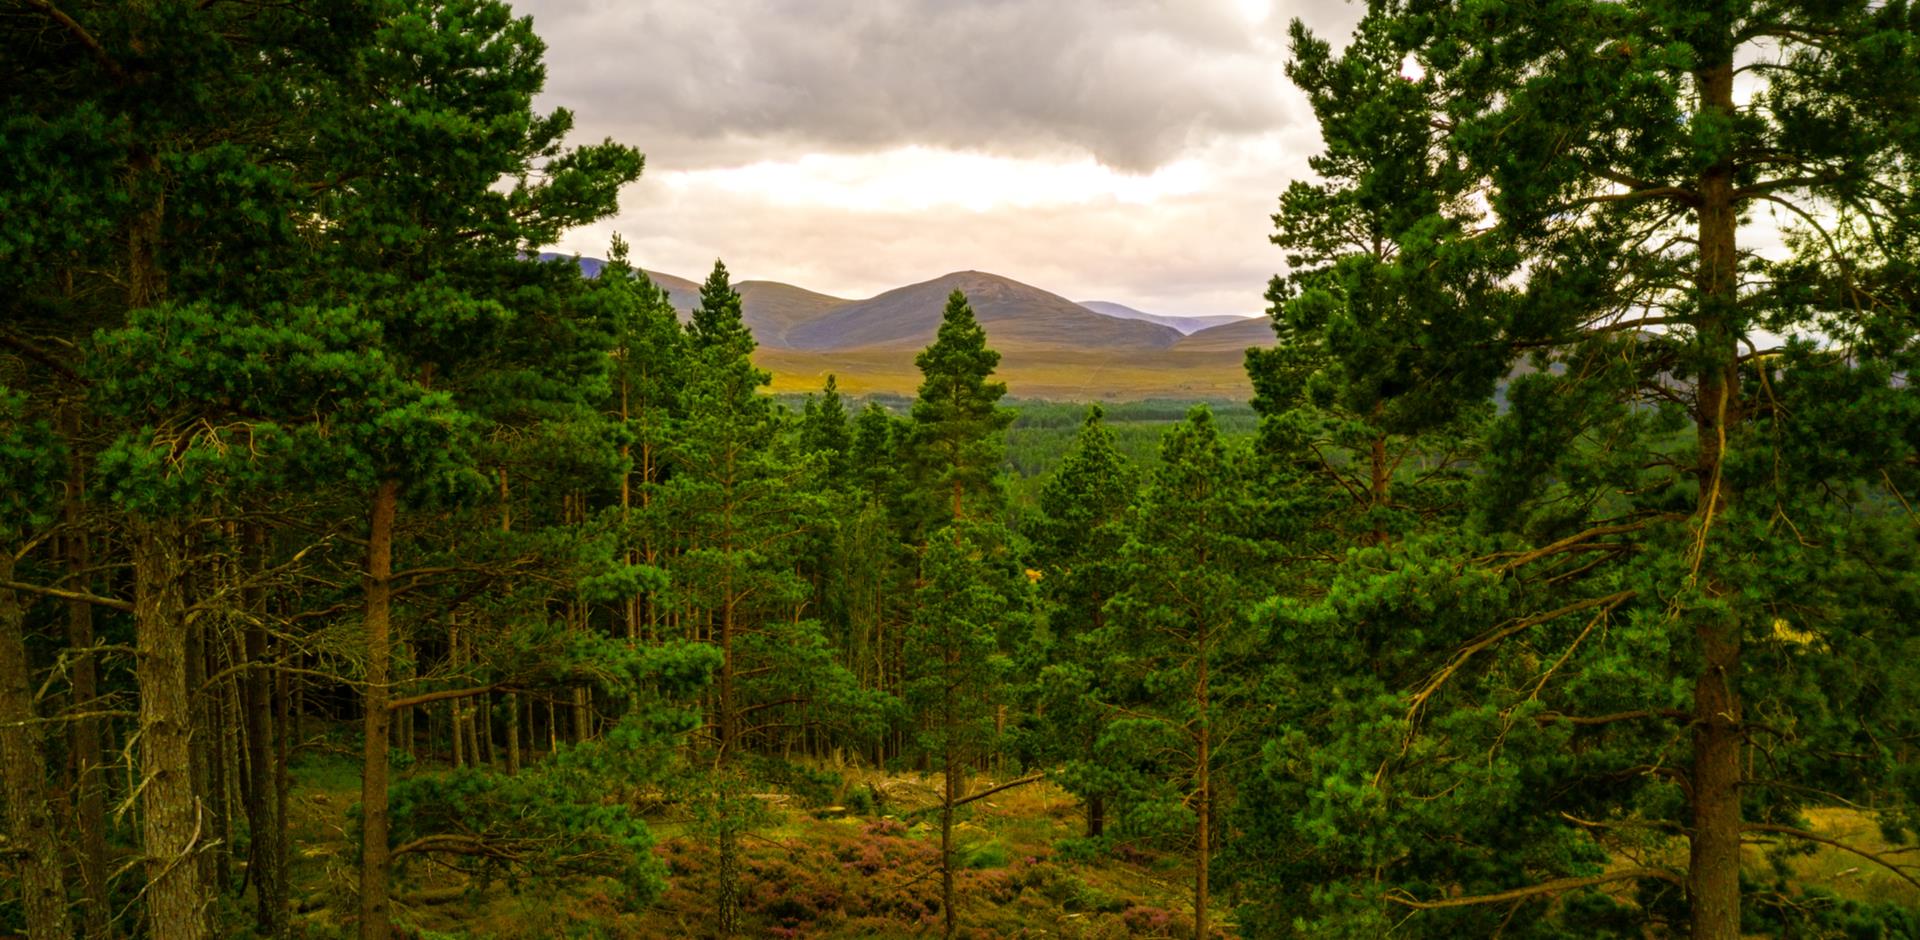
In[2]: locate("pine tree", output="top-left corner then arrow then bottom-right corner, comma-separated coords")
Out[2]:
303,4 -> 642,934
911,291 -> 1016,526
800,374 -> 854,487
665,258 -> 804,761
1251,9 -> 1508,547
1248,2 -> 1920,936
595,235 -> 686,643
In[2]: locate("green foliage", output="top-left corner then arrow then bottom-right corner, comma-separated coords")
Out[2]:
0,387 -> 61,534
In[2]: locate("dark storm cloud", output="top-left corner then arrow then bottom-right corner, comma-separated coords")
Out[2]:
518,0 -> 1358,172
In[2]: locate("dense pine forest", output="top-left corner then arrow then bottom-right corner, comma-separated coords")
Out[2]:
5,1 -> 1920,938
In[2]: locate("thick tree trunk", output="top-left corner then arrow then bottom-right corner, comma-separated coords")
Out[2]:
61,427 -> 112,940
0,556 -> 76,940
359,479 -> 398,940
1687,52 -> 1745,940
134,516 -> 210,940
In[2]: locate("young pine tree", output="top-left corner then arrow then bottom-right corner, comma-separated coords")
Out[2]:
910,290 -> 1016,528
908,522 -> 1023,940
1023,406 -> 1136,839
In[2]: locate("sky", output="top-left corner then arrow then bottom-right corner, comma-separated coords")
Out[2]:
517,0 -> 1362,318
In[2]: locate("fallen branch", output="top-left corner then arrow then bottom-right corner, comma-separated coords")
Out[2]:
903,773 -> 1047,817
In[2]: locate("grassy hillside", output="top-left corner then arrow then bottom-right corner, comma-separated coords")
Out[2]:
1169,317 -> 1276,353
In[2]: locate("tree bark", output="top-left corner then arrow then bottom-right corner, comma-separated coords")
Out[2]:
1686,51 -> 1745,940
134,515 -> 210,940
359,479 -> 398,940
0,555 -> 76,940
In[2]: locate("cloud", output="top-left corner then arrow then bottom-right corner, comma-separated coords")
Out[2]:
519,0 -> 1356,172
518,1 -> 1367,318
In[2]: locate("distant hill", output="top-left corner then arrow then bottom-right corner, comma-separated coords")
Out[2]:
785,271 -> 1183,352
735,281 -> 852,347
644,271 -> 703,320
535,255 -> 1263,396
1172,316 -> 1277,353
1078,301 -> 1255,336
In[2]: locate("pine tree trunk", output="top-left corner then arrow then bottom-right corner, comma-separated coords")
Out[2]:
0,556 -> 76,940
61,431 -> 111,939
1368,424 -> 1390,547
276,660 -> 292,901
1194,619 -> 1211,940
449,622 -> 465,769
242,527 -> 286,937
134,515 -> 210,940
505,693 -> 521,775
359,479 -> 399,940
719,590 -> 736,761
1687,52 -> 1745,940
942,631 -> 959,940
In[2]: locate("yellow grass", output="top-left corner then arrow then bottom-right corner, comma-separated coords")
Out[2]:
758,347 -> 1258,400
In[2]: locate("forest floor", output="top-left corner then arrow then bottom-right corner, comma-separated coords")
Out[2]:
281,754 -> 1205,939
276,751 -> 1920,939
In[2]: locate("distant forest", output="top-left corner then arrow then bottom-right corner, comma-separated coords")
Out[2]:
4,2 -> 1920,940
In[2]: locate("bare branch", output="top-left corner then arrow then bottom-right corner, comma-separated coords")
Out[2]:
0,579 -> 133,613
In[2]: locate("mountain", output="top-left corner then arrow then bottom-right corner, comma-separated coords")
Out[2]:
735,281 -> 852,347
1171,316 -> 1277,353
785,271 -> 1183,352
644,271 -> 704,318
1078,301 -> 1256,336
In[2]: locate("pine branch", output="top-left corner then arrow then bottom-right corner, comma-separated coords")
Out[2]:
1743,824 -> 1920,894
1383,868 -> 1681,910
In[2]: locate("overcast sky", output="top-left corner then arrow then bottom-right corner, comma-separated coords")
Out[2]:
519,0 -> 1361,318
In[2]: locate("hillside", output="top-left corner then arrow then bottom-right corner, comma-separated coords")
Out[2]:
785,271 -> 1184,352
1171,315 -> 1276,353
644,270 -> 704,320
1078,300 -> 1254,335
735,280 -> 853,347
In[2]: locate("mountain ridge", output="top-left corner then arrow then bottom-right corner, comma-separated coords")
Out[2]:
1076,301 -> 1256,335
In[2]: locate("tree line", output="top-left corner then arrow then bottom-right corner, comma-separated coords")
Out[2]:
5,0 -> 1920,938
